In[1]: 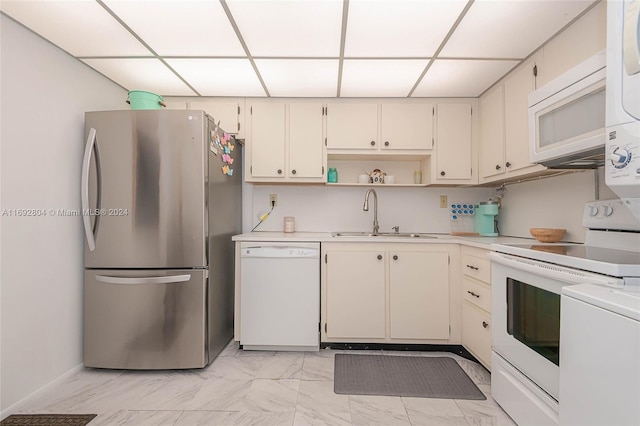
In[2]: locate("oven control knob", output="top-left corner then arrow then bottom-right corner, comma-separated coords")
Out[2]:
610,147 -> 630,169
603,205 -> 614,217
588,205 -> 599,216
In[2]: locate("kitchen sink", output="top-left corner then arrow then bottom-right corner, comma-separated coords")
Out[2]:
331,232 -> 437,238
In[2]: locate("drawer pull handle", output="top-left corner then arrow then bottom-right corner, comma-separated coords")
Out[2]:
466,264 -> 479,271
377,254 -> 382,260
467,290 -> 480,298
393,255 -> 398,260
482,321 -> 489,329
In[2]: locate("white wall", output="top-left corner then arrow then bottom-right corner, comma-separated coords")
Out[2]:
497,168 -> 617,243
246,167 -> 618,243
0,15 -> 126,413
248,185 -> 493,234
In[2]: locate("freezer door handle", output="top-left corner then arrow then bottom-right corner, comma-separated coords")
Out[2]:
94,274 -> 192,285
82,127 -> 100,251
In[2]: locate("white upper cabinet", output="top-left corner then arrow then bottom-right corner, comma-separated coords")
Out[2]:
326,102 -> 433,153
478,53 -> 546,183
162,100 -> 188,110
289,103 -> 324,178
479,85 -> 506,179
380,104 -> 433,151
325,103 -> 378,150
432,103 -> 474,183
503,55 -> 542,174
189,100 -> 242,137
246,101 -> 325,183
249,102 -> 286,179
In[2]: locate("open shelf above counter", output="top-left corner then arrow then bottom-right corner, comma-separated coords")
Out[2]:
327,182 -> 429,187
326,157 -> 431,186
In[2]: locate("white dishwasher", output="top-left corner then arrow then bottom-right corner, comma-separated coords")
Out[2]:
240,242 -> 320,351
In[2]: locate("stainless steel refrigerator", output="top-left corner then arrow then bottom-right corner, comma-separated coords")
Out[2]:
82,110 -> 242,369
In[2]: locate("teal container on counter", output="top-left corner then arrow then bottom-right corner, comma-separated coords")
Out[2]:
327,168 -> 338,183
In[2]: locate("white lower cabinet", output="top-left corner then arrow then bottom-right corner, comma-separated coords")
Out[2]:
322,243 -> 452,343
389,250 -> 449,339
460,246 -> 492,369
325,249 -> 386,339
462,301 -> 491,366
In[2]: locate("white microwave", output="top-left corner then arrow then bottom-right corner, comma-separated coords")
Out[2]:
528,51 -> 606,168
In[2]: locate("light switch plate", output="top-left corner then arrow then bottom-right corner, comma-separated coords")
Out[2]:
440,195 -> 447,208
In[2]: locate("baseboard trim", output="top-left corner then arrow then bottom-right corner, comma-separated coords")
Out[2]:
0,363 -> 83,421
321,342 -> 483,365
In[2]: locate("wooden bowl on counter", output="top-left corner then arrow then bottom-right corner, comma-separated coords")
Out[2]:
530,228 -> 567,243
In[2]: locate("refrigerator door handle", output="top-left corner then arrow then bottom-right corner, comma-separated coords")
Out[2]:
95,274 -> 192,285
82,127 -> 98,251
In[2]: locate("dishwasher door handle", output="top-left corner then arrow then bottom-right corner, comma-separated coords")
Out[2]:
241,246 -> 319,259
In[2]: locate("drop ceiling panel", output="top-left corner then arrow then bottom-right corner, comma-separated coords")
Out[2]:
227,0 -> 343,57
440,0 -> 595,58
341,60 -> 428,97
255,59 -> 338,97
102,0 -> 245,56
166,59 -> 265,97
345,0 -> 467,57
412,60 -> 519,97
0,0 -> 150,56
82,58 -> 196,96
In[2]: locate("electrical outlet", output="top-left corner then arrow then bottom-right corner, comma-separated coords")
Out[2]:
440,195 -> 448,208
269,194 -> 278,207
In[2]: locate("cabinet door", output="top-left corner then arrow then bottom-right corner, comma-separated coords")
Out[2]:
163,101 -> 188,110
479,86 -> 506,179
504,56 -> 538,172
462,301 -> 491,369
289,103 -> 324,178
389,251 -> 449,340
325,250 -> 385,339
190,101 -> 240,134
326,103 -> 378,150
380,104 -> 433,150
250,103 -> 285,178
435,104 -> 472,180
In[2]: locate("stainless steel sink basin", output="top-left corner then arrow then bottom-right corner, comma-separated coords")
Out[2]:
332,232 -> 437,239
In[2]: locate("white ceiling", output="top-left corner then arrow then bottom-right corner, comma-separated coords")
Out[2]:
1,0 -> 597,98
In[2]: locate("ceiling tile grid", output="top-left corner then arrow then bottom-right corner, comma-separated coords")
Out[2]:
0,0 -> 597,98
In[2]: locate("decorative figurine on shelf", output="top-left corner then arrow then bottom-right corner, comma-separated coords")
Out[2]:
369,168 -> 385,184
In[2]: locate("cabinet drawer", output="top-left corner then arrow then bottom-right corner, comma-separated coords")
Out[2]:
461,253 -> 490,283
462,277 -> 491,312
462,301 -> 491,369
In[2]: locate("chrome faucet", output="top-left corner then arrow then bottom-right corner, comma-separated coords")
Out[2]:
363,189 -> 379,234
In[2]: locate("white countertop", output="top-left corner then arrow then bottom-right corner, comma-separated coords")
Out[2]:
232,231 -> 531,249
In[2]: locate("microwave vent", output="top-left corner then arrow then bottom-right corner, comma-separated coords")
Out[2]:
541,147 -> 605,169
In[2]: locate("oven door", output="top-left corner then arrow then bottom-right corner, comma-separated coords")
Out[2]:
491,253 -> 566,401
490,252 -> 619,401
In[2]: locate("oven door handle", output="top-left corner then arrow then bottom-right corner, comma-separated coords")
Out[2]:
489,252 -> 623,287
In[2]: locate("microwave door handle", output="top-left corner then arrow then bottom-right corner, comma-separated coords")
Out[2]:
623,0 -> 640,75
81,128 -> 97,251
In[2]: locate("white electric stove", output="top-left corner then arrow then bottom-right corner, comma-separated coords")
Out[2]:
489,198 -> 640,426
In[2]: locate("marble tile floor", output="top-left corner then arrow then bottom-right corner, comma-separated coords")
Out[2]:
14,341 -> 516,426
